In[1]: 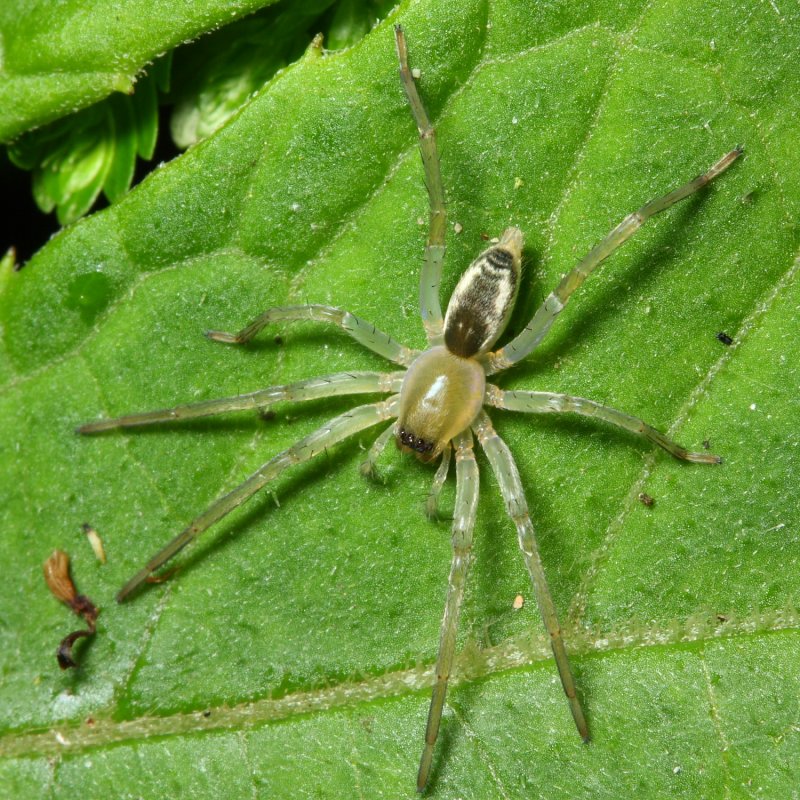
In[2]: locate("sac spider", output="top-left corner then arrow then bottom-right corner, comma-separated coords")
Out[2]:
79,25 -> 741,792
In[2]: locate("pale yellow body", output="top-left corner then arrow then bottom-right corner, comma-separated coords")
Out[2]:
396,345 -> 485,461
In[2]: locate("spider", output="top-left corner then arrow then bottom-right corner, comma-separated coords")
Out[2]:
79,25 -> 741,793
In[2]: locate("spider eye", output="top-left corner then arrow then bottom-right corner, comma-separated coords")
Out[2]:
398,427 -> 435,459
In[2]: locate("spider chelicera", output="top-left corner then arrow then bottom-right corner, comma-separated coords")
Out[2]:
79,25 -> 741,792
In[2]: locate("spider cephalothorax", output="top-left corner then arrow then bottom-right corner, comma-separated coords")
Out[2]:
78,24 -> 741,793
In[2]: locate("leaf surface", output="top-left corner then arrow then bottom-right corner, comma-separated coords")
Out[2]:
1,0 -> 798,797
0,0 -> 278,141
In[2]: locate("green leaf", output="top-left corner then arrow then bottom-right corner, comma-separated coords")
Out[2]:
168,0 -> 397,149
7,71 -> 163,225
325,0 -> 396,50
1,0 -> 799,797
3,0 -> 397,223
168,0 -> 337,149
0,0 -> 280,142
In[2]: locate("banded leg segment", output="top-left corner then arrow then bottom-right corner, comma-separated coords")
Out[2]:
487,148 -> 742,374
79,372 -> 405,433
116,396 -> 399,602
395,25 -> 447,342
473,411 -> 589,742
486,386 -> 720,464
418,430 -> 479,792
206,305 -> 417,367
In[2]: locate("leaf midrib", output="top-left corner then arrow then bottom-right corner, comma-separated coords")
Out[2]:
1,607 -> 795,757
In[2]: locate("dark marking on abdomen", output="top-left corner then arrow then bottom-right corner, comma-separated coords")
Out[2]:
484,248 -> 514,271
444,305 -> 490,357
444,253 -> 518,357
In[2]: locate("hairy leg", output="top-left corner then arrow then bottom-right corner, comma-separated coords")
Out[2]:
474,411 -> 589,742
79,372 -> 405,433
487,148 -> 742,373
418,429 -> 479,791
485,386 -> 721,464
395,25 -> 447,343
116,396 -> 399,601
207,304 -> 417,367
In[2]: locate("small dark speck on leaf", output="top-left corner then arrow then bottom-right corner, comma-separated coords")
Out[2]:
716,332 -> 733,346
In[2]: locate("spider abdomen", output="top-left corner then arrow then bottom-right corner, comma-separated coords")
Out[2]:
397,345 -> 485,461
443,227 -> 523,358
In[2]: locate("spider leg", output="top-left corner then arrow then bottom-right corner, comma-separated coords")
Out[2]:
395,25 -> 447,344
485,386 -> 720,464
473,411 -> 590,743
206,304 -> 417,367
418,429 -> 478,792
115,396 -> 399,602
487,148 -> 742,374
78,371 -> 405,433
359,421 -> 397,481
425,442 -> 452,520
